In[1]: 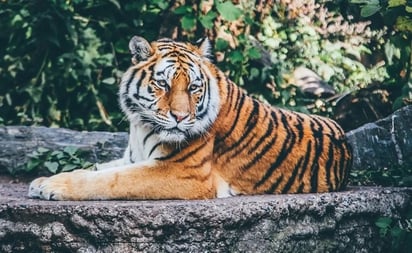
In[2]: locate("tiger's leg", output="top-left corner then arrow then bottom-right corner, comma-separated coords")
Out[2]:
93,144 -> 133,170
28,161 -> 215,200
94,158 -> 126,170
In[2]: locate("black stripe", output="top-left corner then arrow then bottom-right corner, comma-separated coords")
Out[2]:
219,100 -> 260,156
233,107 -> 268,158
298,139 -> 313,180
225,81 -> 235,114
216,91 -> 246,145
325,139 -> 335,191
134,94 -> 155,103
225,131 -> 257,162
173,142 -> 205,163
155,148 -> 180,161
254,110 -> 297,189
323,117 -> 351,190
156,141 -> 205,162
125,69 -> 138,95
309,117 -> 325,193
248,109 -> 275,154
143,130 -> 156,145
281,156 -> 304,193
195,75 -> 211,119
338,139 -> 349,189
265,175 -> 284,194
148,142 -> 162,158
294,113 -> 305,142
129,145 -> 134,163
240,111 -> 279,172
162,48 -> 199,60
185,155 -> 212,169
284,139 -> 313,193
297,183 -> 305,193
241,130 -> 278,172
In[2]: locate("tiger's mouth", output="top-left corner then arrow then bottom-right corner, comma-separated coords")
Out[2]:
156,126 -> 189,143
164,127 -> 186,134
155,126 -> 189,143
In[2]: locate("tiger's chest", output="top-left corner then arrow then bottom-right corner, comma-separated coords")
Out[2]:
125,124 -> 166,162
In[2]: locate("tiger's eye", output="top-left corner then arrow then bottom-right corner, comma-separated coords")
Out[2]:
188,83 -> 202,93
157,80 -> 167,88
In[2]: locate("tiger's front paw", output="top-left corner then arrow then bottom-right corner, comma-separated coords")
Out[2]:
28,172 -> 83,200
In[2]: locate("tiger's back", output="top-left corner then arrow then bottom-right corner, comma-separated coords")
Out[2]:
211,80 -> 351,195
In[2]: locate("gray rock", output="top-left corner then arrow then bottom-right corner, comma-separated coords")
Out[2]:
346,105 -> 412,171
0,126 -> 128,174
0,180 -> 410,252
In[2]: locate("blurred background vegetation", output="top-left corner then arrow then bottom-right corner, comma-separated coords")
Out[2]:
0,0 -> 411,132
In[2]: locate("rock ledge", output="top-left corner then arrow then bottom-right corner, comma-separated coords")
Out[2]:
0,180 -> 410,252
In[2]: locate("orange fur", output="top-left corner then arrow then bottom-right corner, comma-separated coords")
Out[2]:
28,37 -> 352,200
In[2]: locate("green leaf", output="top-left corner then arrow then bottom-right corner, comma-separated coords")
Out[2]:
82,161 -> 94,169
102,77 -> 116,85
107,0 -> 121,10
181,15 -> 196,30
215,38 -> 229,51
229,50 -> 244,63
388,0 -> 406,8
26,160 -> 41,171
375,217 -> 392,228
152,0 -> 169,10
390,226 -> 403,238
395,16 -> 412,32
199,11 -> 217,29
37,147 -> 50,154
62,164 -> 78,172
247,47 -> 261,59
63,146 -> 78,156
174,5 -> 191,15
114,39 -> 129,54
249,67 -> 260,80
51,151 -> 62,156
360,4 -> 381,17
216,1 -> 242,21
44,161 -> 59,174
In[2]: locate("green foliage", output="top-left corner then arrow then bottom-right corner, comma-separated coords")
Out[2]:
349,164 -> 412,187
23,146 -> 93,175
0,0 -> 410,130
375,210 -> 412,253
351,0 -> 412,110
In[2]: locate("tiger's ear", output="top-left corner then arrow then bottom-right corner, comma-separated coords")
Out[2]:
196,37 -> 213,59
129,36 -> 154,64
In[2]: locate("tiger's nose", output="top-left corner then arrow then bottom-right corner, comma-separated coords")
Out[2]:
170,111 -> 189,123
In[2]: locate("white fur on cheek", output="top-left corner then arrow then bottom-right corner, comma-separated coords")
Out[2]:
189,69 -> 220,137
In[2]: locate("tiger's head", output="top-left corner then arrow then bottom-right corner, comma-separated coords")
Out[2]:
119,36 -> 221,143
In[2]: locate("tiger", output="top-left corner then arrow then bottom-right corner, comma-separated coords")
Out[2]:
28,36 -> 352,200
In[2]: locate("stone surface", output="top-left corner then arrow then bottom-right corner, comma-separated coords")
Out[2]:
0,126 -> 127,174
0,178 -> 410,253
346,105 -> 412,171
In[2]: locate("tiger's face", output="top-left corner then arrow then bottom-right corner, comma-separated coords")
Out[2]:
119,37 -> 220,143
